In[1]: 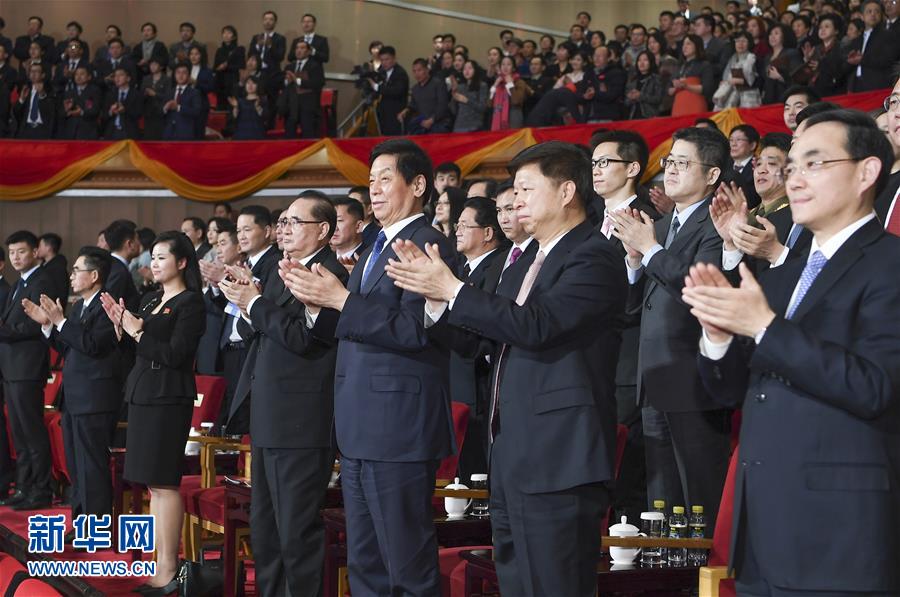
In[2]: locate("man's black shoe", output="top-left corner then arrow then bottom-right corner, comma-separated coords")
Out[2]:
0,490 -> 26,507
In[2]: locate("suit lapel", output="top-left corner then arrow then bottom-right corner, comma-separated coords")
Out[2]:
667,198 -> 710,254
788,220 -> 880,322
531,221 -> 593,295
363,217 -> 426,296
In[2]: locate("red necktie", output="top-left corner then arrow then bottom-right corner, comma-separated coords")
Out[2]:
174,87 -> 182,104
886,190 -> 900,236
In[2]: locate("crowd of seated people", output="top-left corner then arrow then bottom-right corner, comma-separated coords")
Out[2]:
1,0 -> 898,140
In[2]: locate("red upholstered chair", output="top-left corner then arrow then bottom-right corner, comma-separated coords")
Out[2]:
0,554 -> 26,593
320,88 -> 338,137
43,371 -> 63,407
436,402 -> 470,484
48,347 -> 63,370
192,375 -> 227,429
44,411 -> 69,485
13,578 -> 63,596
698,447 -> 740,597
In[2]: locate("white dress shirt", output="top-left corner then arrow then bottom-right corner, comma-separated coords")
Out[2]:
43,290 -> 100,337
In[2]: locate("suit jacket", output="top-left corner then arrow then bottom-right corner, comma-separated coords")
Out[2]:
169,41 -> 208,68
587,63 -> 626,121
59,84 -> 102,140
697,219 -> 900,592
632,198 -> 725,412
248,33 -> 287,72
124,290 -> 205,406
290,34 -> 330,64
106,256 -> 141,311
231,247 -> 348,448
52,39 -> 90,65
0,267 -> 52,382
875,170 -> 900,229
13,34 -> 54,63
13,87 -> 56,139
324,216 -> 456,462
448,249 -> 505,411
101,86 -> 142,139
92,56 -> 138,91
40,255 -> 69,305
0,279 -> 9,315
163,85 -> 202,140
195,286 -> 225,375
376,64 -> 409,133
848,25 -> 900,92
48,296 -> 122,414
52,58 -> 90,95
130,40 -> 169,75
447,221 -> 626,494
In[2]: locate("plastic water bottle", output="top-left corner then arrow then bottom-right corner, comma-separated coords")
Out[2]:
667,506 -> 688,565
688,505 -> 707,565
653,500 -> 668,560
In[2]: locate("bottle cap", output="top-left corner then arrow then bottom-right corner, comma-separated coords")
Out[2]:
470,473 -> 488,482
692,505 -> 704,513
673,506 -> 685,514
653,500 -> 666,508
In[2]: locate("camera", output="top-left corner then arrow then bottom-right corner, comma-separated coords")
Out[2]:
351,63 -> 384,103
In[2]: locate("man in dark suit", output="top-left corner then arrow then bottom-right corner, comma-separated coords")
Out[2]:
0,45 -> 14,139
181,217 -> 212,259
282,140 -> 455,596
51,41 -> 89,96
50,21 -> 89,66
13,16 -> 54,64
0,249 -> 9,310
609,126 -> 731,532
847,0 -> 900,92
724,125 -> 761,210
103,220 -> 141,311
14,63 -> 55,139
591,130 -> 662,523
93,39 -> 136,93
101,68 -> 141,140
373,46 -> 409,136
204,205 -> 278,434
291,14 -> 330,64
280,41 -> 324,139
686,109 -> 900,595
876,79 -> 900,236
37,233 -> 68,306
0,231 -> 54,510
250,9 -> 286,127
587,46 -> 626,121
195,226 -> 240,376
0,248 -> 9,498
349,186 -> 382,253
221,196 -> 348,597
24,247 -> 121,522
448,197 -> 507,479
163,64 -> 203,140
168,22 -> 207,68
385,141 -> 627,597
58,67 -> 101,140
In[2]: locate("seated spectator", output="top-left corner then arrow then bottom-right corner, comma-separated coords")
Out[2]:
58,66 -> 101,140
140,58 -> 171,140
434,186 -> 466,237
545,42 -> 574,80
450,59 -> 488,132
103,67 -> 142,140
761,24 -> 801,104
279,40 -> 324,139
14,63 -> 55,139
400,57 -> 450,134
51,21 -> 89,66
229,76 -> 268,140
668,34 -> 715,113
52,40 -> 88,96
214,26 -> 245,110
188,46 -> 215,138
525,51 -> 592,126
522,55 -> 554,119
489,55 -> 527,130
170,22 -> 207,67
163,63 -> 202,140
805,14 -> 847,98
713,31 -> 761,109
587,45 -> 626,121
94,25 -> 129,64
625,51 -> 665,118
131,22 -> 168,81
93,38 -> 137,93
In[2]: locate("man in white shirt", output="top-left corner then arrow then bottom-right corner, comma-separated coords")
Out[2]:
685,108 -> 900,596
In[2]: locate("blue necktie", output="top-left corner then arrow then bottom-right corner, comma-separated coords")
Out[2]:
664,215 -> 681,249
786,223 -> 804,249
785,250 -> 827,319
115,89 -> 126,129
28,92 -> 40,123
361,230 -> 387,288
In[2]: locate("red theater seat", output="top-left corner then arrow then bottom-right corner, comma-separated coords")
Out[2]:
0,555 -> 26,593
13,578 -> 63,596
44,371 -> 63,407
191,375 -> 227,429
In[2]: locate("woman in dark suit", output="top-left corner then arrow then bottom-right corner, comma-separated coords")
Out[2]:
101,231 -> 205,596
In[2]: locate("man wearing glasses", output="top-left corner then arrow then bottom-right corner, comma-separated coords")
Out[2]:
609,126 -> 732,534
725,124 -> 762,210
219,194 -> 348,597
687,109 -> 900,596
23,247 -> 120,525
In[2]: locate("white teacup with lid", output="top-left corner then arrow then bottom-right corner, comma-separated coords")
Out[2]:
444,477 -> 471,519
608,515 -> 641,564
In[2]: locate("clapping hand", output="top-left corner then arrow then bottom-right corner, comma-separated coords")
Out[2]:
280,261 -> 349,315
682,262 -> 775,340
710,182 -> 748,249
730,216 -> 784,263
385,239 -> 459,302
21,299 -> 50,326
649,186 -> 675,214
609,208 -> 658,265
100,293 -> 127,340
39,295 -> 65,326
198,259 -> 227,286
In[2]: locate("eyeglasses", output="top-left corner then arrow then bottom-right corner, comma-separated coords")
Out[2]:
453,222 -> 487,232
277,217 -> 324,228
883,94 -> 900,112
70,267 -> 96,275
782,158 -> 859,179
591,157 -> 633,169
659,156 -> 714,172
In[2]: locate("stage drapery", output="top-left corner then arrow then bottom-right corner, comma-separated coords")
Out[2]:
0,89 -> 886,202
